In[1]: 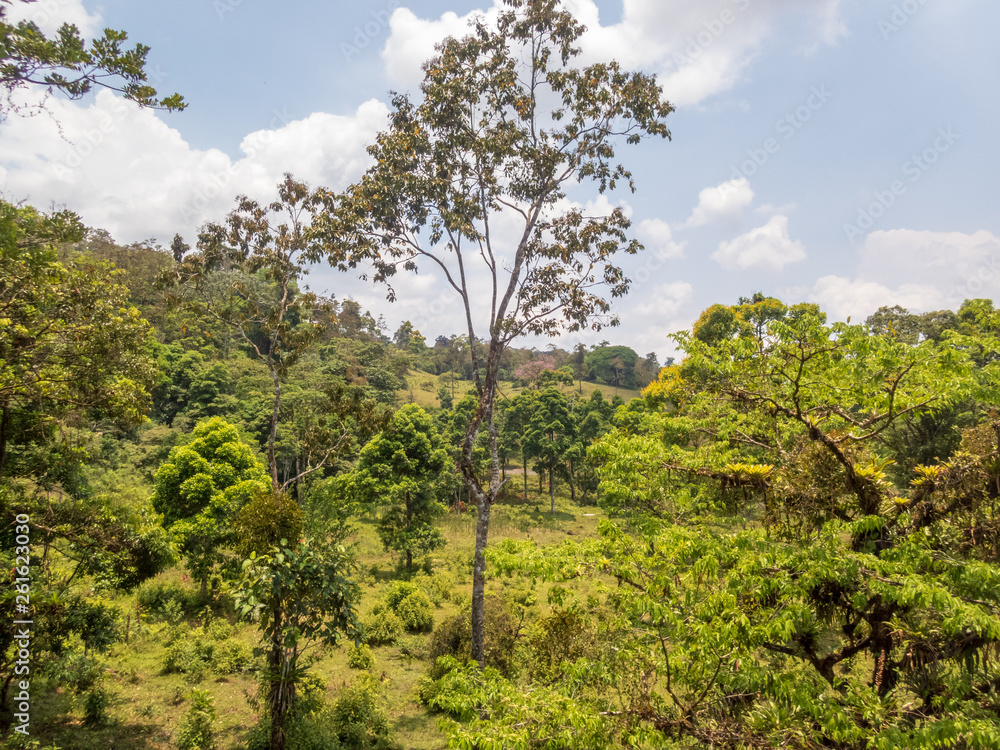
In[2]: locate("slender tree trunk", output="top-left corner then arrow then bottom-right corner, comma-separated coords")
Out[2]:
523,450 -> 528,500
406,549 -> 413,572
549,468 -> 555,513
269,604 -> 289,750
568,463 -> 576,504
0,400 -> 10,477
268,370 -> 281,491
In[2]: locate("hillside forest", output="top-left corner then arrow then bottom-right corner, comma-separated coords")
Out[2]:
4,2 -> 1000,750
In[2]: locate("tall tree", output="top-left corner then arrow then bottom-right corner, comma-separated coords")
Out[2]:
169,175 -> 347,492
318,0 -> 672,665
524,387 -> 575,512
0,201 -> 156,478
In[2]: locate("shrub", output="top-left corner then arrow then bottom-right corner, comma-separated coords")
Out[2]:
83,686 -> 110,726
360,604 -> 403,646
137,578 -> 201,618
163,631 -> 215,682
331,674 -> 402,750
524,610 -> 596,683
394,591 -> 434,633
348,643 -> 375,670
429,596 -> 517,675
176,688 -> 217,750
205,618 -> 234,641
211,639 -> 256,675
381,581 -> 434,632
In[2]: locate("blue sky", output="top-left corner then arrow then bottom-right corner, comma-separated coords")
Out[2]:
2,0 -> 997,358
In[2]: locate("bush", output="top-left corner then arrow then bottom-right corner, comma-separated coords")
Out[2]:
163,630 -> 215,682
244,673 -> 395,750
348,643 -> 375,670
381,581 -> 434,632
395,592 -> 434,633
524,610 -> 596,683
83,686 -> 110,726
361,604 -> 403,646
211,639 -> 256,675
331,674 -> 402,750
43,651 -> 103,693
205,618 -> 234,641
176,688 -> 217,750
137,578 -> 202,618
429,596 -> 517,675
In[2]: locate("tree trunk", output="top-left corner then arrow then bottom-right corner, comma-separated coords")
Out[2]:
470,489 -> 492,665
269,604 -> 290,750
549,468 -> 555,514
0,400 -> 10,477
406,549 -> 413,572
523,450 -> 528,500
268,370 -> 281,491
568,463 -> 576,504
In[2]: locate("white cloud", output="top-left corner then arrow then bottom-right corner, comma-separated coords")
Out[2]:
712,214 -> 805,272
810,276 -> 950,322
682,177 -> 753,228
809,229 -> 1000,321
5,0 -> 102,37
381,0 -> 847,106
857,229 -> 1000,293
0,91 -> 388,243
625,280 -> 696,356
637,218 -> 684,260
381,6 -> 497,91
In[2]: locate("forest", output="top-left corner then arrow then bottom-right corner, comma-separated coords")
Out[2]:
4,1 -> 1000,749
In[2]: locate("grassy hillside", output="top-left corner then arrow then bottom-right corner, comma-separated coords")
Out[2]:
26,486 -> 607,750
398,369 -> 642,408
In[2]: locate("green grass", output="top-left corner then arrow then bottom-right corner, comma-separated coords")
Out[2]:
24,483 -> 604,750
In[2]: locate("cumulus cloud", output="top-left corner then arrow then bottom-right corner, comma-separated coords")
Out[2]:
637,218 -> 685,260
711,214 -> 805,272
0,91 -> 388,243
809,229 -> 1000,320
682,177 -> 753,228
810,277 -> 950,322
623,280 -> 696,355
5,0 -> 102,38
382,0 -> 847,106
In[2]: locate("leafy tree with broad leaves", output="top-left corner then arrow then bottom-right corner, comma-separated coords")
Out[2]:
0,201 -> 156,479
341,404 -> 450,571
236,539 -> 359,750
315,0 -> 673,665
0,0 -> 184,117
585,345 -> 639,390
153,416 -> 270,593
